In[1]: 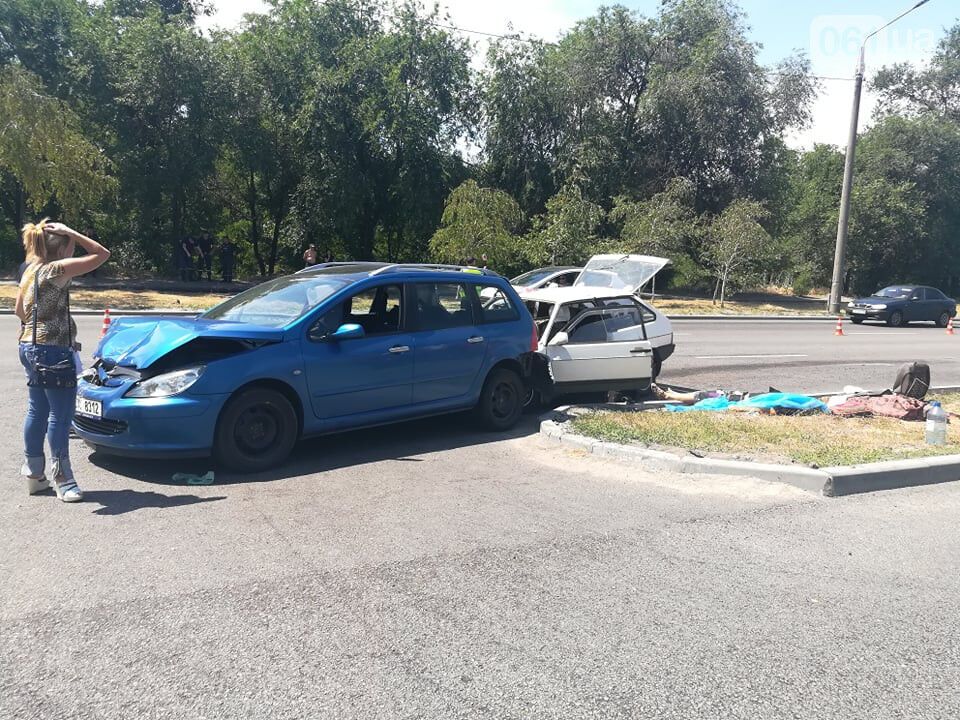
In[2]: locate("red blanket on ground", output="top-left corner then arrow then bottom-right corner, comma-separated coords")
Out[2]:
829,394 -> 926,421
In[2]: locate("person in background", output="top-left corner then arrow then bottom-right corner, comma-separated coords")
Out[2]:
219,239 -> 236,283
179,235 -> 195,281
303,243 -> 318,268
197,232 -> 213,282
16,220 -> 110,502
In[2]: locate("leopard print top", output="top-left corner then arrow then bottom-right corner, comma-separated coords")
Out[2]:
18,262 -> 78,349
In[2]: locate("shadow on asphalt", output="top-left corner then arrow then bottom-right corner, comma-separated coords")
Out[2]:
86,412 -> 544,488
81,489 -> 227,516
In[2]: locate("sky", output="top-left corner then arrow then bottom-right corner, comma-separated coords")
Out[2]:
198,0 -> 958,149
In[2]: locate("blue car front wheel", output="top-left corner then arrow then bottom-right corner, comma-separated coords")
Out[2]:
214,387 -> 298,473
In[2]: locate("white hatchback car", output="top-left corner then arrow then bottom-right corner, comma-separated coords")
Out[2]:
521,255 -> 674,404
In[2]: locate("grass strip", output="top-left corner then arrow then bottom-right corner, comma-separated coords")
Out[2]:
572,403 -> 960,467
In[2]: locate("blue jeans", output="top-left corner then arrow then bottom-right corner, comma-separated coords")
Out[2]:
19,343 -> 77,480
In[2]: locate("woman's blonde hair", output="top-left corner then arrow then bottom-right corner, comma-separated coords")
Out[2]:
21,218 -> 67,264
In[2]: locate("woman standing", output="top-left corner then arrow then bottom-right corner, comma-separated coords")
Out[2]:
16,221 -> 110,502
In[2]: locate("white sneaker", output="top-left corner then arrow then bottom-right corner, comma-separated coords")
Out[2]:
22,458 -> 49,495
54,479 -> 83,503
25,474 -> 50,496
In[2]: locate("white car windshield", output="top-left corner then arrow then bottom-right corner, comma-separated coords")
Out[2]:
511,269 -> 561,286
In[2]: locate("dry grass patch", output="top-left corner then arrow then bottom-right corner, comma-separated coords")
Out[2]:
650,296 -> 825,316
572,409 -> 960,467
0,285 -> 228,311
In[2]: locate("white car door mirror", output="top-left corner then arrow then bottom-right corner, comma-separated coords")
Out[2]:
550,331 -> 569,347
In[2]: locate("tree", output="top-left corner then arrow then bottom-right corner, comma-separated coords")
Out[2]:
705,199 -> 770,306
430,180 -> 524,272
611,177 -> 700,257
98,6 -> 225,265
481,0 -> 818,216
0,65 -> 113,231
525,181 -> 605,267
779,145 -> 844,291
295,0 -> 475,265
216,0 -> 353,275
873,26 -> 960,123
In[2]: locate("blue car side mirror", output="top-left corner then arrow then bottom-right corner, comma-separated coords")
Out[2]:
331,323 -> 365,341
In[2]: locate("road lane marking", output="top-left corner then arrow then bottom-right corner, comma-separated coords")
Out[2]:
693,354 -> 808,360
837,362 -> 895,367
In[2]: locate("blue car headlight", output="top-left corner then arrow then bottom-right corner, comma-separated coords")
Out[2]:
125,366 -> 205,398
869,303 -> 888,310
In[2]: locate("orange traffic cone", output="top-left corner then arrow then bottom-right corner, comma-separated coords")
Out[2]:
99,308 -> 112,339
834,315 -> 844,336
948,315 -> 955,336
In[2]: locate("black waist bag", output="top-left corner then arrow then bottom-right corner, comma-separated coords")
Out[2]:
893,362 -> 930,399
30,354 -> 77,389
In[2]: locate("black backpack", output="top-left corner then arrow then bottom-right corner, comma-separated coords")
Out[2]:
893,362 -> 930,399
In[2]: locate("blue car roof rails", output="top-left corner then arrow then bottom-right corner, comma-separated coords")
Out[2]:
295,261 -> 386,275
369,263 -> 499,277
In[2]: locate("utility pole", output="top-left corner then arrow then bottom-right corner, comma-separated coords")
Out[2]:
827,0 -> 933,314
828,50 -> 864,315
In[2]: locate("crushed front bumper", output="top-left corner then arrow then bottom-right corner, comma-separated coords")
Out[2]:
73,379 -> 228,458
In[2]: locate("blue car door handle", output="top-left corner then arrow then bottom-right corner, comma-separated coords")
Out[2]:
467,336 -> 485,344
389,345 -> 411,354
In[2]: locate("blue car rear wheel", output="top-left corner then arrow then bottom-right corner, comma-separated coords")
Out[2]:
214,387 -> 298,473
476,368 -> 523,431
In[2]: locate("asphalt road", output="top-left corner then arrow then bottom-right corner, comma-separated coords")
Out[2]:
3,316 -> 960,719
664,318 -> 960,394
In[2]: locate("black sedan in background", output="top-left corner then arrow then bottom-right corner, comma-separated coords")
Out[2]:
847,285 -> 957,327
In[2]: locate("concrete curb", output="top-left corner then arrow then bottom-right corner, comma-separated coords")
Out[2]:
540,414 -> 960,497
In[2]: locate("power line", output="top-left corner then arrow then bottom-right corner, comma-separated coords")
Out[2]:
427,19 -> 855,83
766,71 -> 855,82
426,20 -> 550,44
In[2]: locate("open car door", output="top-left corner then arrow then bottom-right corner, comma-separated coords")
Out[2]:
545,303 -> 653,386
574,254 -> 670,293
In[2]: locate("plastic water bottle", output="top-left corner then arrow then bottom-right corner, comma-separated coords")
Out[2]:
926,402 -> 948,446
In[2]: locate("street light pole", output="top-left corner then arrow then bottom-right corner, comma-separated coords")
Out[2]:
827,0 -> 932,314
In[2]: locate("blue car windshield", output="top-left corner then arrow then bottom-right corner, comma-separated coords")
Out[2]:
875,286 -> 913,299
202,275 -> 353,327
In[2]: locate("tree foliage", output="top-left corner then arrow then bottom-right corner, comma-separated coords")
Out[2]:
611,178 -> 701,258
1,0 -> 956,301
524,181 -> 605,267
429,180 -> 524,272
0,65 -> 113,228
705,199 -> 770,306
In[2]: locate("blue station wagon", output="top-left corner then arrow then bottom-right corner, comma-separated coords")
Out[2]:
73,264 -> 536,471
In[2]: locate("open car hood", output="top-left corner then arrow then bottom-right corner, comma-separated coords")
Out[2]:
573,254 -> 670,293
95,316 -> 285,370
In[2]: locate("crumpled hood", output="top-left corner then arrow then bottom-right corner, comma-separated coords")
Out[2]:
96,316 -> 286,369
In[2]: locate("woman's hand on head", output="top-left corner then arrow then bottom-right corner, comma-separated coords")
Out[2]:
43,222 -> 72,236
